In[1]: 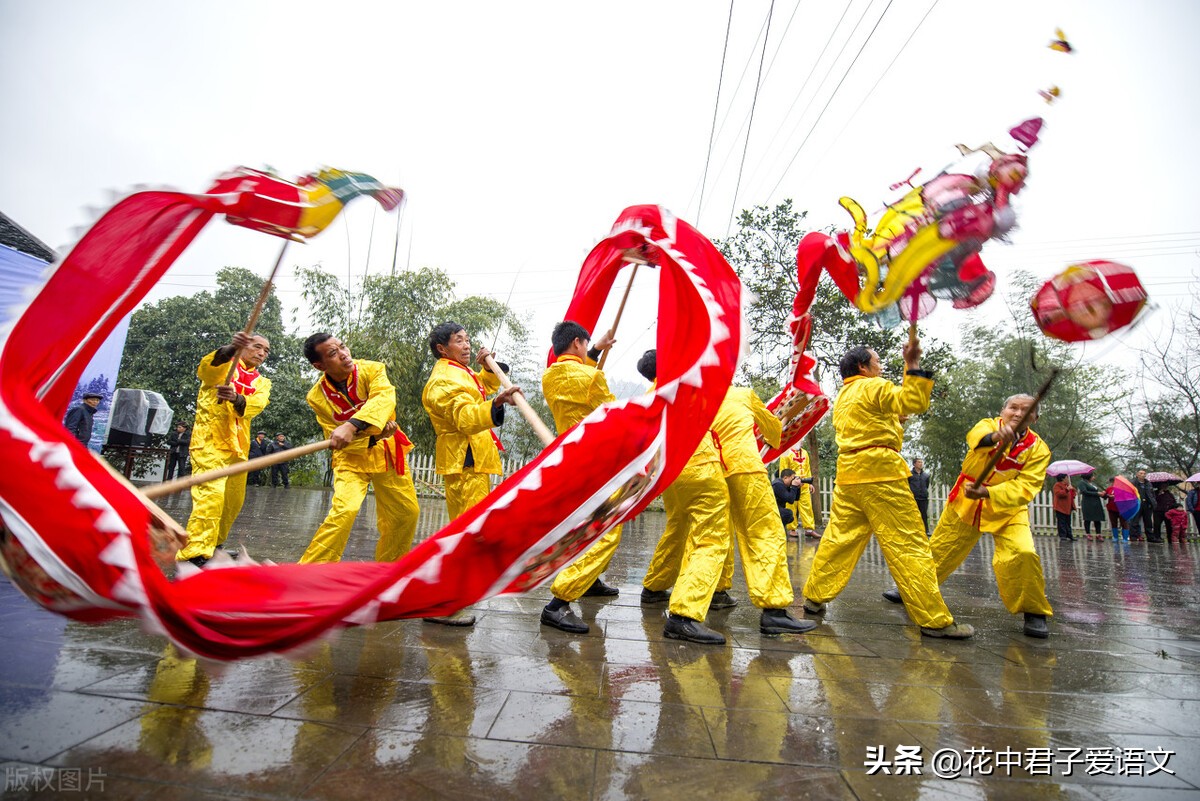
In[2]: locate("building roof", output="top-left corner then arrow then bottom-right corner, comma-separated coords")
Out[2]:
0,212 -> 57,263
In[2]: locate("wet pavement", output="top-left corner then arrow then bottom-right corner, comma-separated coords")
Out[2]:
2,485 -> 1199,799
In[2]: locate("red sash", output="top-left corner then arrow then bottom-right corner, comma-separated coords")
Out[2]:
445,360 -> 505,453
319,364 -> 410,475
947,429 -> 1037,528
231,363 -> 260,395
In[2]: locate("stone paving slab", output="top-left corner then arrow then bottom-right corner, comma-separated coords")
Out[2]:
1,486 -> 1198,799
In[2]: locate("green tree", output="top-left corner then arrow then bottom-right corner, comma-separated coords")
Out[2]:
909,273 -> 1122,481
116,266 -> 321,480
295,265 -> 544,459
715,200 -> 958,491
1116,293 -> 1200,476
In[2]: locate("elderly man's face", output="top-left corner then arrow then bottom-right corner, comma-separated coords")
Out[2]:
242,335 -> 270,369
83,397 -> 101,408
437,329 -> 472,366
1137,469 -> 1147,481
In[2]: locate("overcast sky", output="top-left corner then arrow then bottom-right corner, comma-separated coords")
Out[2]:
3,0 -> 1198,391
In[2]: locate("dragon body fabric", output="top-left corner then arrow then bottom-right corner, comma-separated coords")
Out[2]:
0,173 -> 740,661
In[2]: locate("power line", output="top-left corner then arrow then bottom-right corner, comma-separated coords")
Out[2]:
696,0 -> 736,220
726,0 -> 777,237
739,0 -> 858,200
765,0 -> 898,204
787,0 -> 941,194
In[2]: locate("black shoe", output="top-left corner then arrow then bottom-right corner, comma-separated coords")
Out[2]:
801,599 -> 826,615
423,613 -> 476,627
1023,613 -> 1049,639
709,590 -> 738,610
759,608 -> 818,635
581,579 -> 620,597
663,614 -> 725,645
640,587 -> 671,605
540,604 -> 590,633
187,555 -> 208,568
1147,537 -> 1164,544
882,588 -> 903,604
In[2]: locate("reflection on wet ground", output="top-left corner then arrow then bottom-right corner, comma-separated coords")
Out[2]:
2,486 -> 1199,799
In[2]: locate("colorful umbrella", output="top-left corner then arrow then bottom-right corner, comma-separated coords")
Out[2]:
1111,475 -> 1141,521
1046,459 -> 1094,476
1146,471 -> 1183,484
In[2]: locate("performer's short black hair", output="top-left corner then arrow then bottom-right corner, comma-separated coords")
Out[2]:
303,332 -> 334,365
636,349 -> 656,381
838,346 -> 874,380
551,321 -> 591,356
429,321 -> 465,360
780,469 -> 796,478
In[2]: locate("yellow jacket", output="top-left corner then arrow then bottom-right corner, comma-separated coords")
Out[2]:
541,354 -> 615,433
832,373 -> 932,485
189,349 -> 271,459
779,447 -> 811,479
711,387 -> 782,477
307,359 -> 412,473
948,418 -> 1052,531
421,357 -> 504,475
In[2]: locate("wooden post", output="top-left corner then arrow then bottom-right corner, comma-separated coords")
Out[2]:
479,354 -> 555,447
144,439 -> 332,500
221,238 -> 291,387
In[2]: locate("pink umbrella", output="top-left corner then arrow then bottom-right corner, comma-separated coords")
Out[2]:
1147,471 -> 1184,484
1184,472 -> 1200,483
1047,459 -> 1094,476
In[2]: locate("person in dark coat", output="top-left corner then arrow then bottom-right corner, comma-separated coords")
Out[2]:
63,392 -> 102,447
248,431 -> 269,486
165,423 -> 191,480
772,469 -> 802,533
269,432 -> 291,488
1077,471 -> 1106,540
1129,469 -> 1157,542
908,457 -> 931,535
1154,484 -> 1181,542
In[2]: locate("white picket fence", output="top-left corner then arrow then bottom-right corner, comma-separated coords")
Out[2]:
407,452 -> 1144,536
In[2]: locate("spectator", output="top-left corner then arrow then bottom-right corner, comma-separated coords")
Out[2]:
772,469 -> 802,532
1129,469 -> 1156,542
908,457 -> 931,535
1052,474 -> 1076,541
63,392 -> 102,448
1154,484 -> 1181,542
248,431 -> 269,486
1078,471 -> 1106,540
269,433 -> 291,488
1187,483 -> 1199,542
165,423 -> 191,480
1103,477 -> 1129,541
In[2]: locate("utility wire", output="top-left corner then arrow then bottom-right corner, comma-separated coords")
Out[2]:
766,0 -> 898,203
697,0 -> 737,220
726,0 -> 777,237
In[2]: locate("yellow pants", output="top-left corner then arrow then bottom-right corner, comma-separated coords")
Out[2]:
178,448 -> 246,561
643,461 -> 731,620
299,463 -> 420,564
931,504 -> 1054,617
802,479 -> 954,629
790,485 -> 815,530
725,472 -> 794,609
551,524 -> 622,601
443,472 -> 491,520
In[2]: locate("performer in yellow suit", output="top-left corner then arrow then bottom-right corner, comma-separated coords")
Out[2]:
778,446 -> 816,538
637,350 -> 734,644
298,333 -> 417,564
712,385 -> 816,635
884,394 -> 1054,638
178,332 -> 271,567
802,342 -> 974,639
422,321 -> 521,519
539,321 -> 623,634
